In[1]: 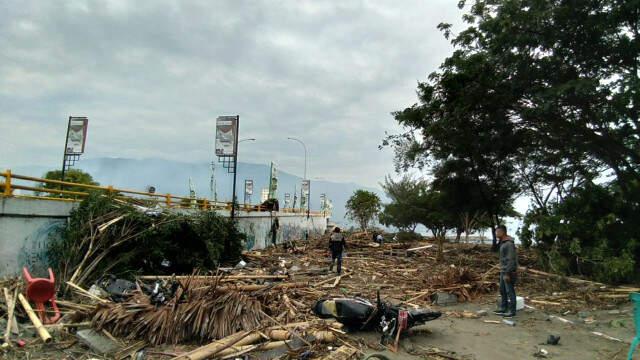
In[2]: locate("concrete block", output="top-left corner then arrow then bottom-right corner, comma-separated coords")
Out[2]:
433,292 -> 458,306
76,329 -> 120,354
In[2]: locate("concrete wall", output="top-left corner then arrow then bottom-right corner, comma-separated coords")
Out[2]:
0,197 -> 75,276
233,211 -> 327,250
0,196 -> 328,276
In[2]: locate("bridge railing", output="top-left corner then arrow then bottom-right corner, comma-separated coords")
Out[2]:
0,169 -> 324,215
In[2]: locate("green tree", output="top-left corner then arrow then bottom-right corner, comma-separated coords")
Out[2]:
414,184 -> 458,261
519,181 -> 639,283
39,169 -> 99,198
379,175 -> 423,232
385,0 -> 639,280
345,190 -> 382,232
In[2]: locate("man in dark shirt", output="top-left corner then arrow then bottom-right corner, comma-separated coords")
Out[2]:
329,227 -> 346,274
494,224 -> 518,317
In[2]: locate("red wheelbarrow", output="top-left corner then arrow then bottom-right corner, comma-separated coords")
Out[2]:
22,267 -> 61,324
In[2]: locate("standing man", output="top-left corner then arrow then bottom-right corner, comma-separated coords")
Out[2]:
494,225 -> 518,318
329,227 -> 346,274
270,216 -> 280,246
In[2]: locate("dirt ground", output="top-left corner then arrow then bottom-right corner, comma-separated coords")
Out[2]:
357,298 -> 634,360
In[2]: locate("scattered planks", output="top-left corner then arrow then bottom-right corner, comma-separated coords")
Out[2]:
3,288 -> 16,345
313,272 -> 352,288
519,267 -> 606,287
138,274 -> 289,282
66,281 -> 109,303
171,321 -> 343,360
170,330 -> 252,360
17,293 -> 52,343
591,331 -> 629,344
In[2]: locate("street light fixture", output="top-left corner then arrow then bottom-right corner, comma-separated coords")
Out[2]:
287,137 -> 309,216
286,137 -> 307,179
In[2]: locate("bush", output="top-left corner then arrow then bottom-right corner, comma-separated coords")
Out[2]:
394,231 -> 422,243
519,182 -> 640,284
47,193 -> 244,285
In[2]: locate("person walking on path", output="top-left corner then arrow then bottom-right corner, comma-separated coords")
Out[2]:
493,225 -> 518,318
329,227 -> 346,274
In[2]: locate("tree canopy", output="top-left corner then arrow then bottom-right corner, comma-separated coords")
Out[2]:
40,169 -> 99,197
345,190 -> 382,232
384,0 -> 639,281
379,175 -> 423,232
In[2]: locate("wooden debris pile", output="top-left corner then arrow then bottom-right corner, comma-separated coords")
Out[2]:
91,277 -> 265,345
423,266 -> 497,302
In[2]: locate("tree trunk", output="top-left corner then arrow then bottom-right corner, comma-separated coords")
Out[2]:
491,213 -> 498,250
431,228 -> 445,262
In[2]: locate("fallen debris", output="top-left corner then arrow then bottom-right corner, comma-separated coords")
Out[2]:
546,334 -> 561,345
92,282 -> 265,345
591,331 -> 628,344
76,329 -> 121,354
3,288 -> 16,345
320,345 -> 360,359
17,293 -> 52,343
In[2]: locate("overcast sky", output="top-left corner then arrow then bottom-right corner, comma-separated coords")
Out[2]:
0,1 -> 465,188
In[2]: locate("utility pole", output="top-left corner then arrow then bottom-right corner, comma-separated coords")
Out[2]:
230,115 -> 240,220
210,161 -> 217,202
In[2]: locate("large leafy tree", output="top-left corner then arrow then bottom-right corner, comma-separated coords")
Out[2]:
450,0 -> 639,190
414,184 -> 458,261
39,169 -> 99,197
379,175 -> 423,232
387,0 -> 639,278
345,190 -> 382,232
385,38 -> 521,247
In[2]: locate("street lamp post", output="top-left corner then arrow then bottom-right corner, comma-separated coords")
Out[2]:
287,137 -> 309,217
286,137 -> 307,179
232,137 -> 256,209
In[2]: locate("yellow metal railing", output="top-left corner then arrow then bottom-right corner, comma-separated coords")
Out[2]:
0,169 -> 323,215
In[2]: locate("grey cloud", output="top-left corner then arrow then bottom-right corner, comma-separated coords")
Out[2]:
0,0 -> 464,187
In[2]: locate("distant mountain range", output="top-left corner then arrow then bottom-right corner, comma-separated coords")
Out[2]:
12,157 -> 384,225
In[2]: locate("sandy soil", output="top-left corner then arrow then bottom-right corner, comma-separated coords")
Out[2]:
357,299 -> 635,360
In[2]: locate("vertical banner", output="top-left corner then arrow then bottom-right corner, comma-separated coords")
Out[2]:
215,116 -> 238,156
268,162 -> 278,199
66,117 -> 89,154
301,180 -> 310,209
244,180 -> 253,205
284,193 -> 291,207
261,188 -> 269,203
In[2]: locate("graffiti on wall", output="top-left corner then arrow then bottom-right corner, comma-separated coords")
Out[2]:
244,223 -> 256,250
280,223 -> 303,243
18,220 -> 64,276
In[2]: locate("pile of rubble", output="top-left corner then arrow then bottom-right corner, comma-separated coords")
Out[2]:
2,233 -> 637,359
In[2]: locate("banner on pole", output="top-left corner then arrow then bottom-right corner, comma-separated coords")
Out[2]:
301,180 -> 310,195
268,162 -> 278,198
215,116 -> 238,157
245,180 -> 253,196
65,117 -> 88,155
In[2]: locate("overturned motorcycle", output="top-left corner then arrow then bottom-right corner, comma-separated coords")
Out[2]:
313,291 -> 441,347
